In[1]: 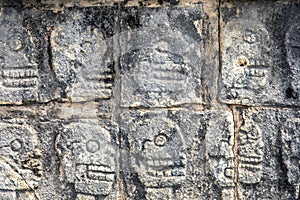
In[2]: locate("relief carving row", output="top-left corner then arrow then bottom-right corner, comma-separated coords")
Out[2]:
0,109 -> 233,199
1,108 -> 299,199
0,2 -> 299,199
0,6 -> 299,106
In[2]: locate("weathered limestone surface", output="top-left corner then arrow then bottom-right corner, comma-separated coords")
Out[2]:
230,107 -> 300,199
219,1 -> 300,106
0,0 -> 299,199
121,109 -> 232,199
0,7 -> 56,104
119,6 -> 203,107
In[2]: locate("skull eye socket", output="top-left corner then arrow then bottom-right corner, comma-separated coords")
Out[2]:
10,139 -> 23,152
8,35 -> 24,51
154,134 -> 168,147
86,139 -> 100,153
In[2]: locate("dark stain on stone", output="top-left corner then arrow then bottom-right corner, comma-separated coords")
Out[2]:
286,87 -> 298,99
158,0 -> 179,6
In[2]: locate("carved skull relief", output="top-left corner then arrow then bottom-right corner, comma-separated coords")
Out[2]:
56,120 -> 118,198
127,116 -> 186,188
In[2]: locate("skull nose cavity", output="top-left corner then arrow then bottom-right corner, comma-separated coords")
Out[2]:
237,56 -> 248,67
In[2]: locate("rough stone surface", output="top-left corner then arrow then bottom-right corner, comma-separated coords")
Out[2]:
119,7 -> 203,107
0,0 -> 299,200
231,107 -> 300,199
56,119 -> 119,198
50,8 -> 115,102
120,109 -> 228,199
219,1 -> 300,106
0,8 -> 56,104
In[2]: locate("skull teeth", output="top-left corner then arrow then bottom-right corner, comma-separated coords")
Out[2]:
239,163 -> 261,171
146,168 -> 185,177
143,158 -> 185,178
147,158 -> 184,168
247,59 -> 267,67
86,164 -> 115,182
245,68 -> 268,77
88,165 -> 113,173
2,68 -> 38,78
87,171 -> 115,182
239,156 -> 262,163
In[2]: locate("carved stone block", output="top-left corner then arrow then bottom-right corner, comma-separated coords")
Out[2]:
286,16 -> 300,100
50,8 -> 115,102
235,107 -> 300,199
55,119 -> 119,199
121,109 -> 234,199
119,6 -> 203,107
281,118 -> 300,198
0,1 -> 299,199
219,1 -> 300,106
0,121 -> 42,199
121,110 -> 187,188
206,109 -> 235,199
0,8 -> 40,104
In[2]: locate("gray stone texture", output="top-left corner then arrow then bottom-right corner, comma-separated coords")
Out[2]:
0,0 -> 299,199
232,107 -> 300,199
219,1 -> 300,106
50,9 -> 115,102
119,7 -> 203,107
0,7 -> 57,104
120,109 -> 228,199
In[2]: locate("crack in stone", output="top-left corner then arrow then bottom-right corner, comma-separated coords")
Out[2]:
229,105 -> 242,200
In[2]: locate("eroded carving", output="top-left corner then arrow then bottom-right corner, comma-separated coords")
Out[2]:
51,11 -> 114,102
0,8 -> 40,104
121,44 -> 201,107
119,11 -> 202,108
286,21 -> 300,99
123,112 -> 187,189
238,121 -> 263,184
220,19 -> 271,103
0,123 -> 42,199
206,111 -> 235,199
281,118 -> 300,198
56,119 -> 118,199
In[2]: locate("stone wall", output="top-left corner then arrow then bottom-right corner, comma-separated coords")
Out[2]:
0,0 -> 299,199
